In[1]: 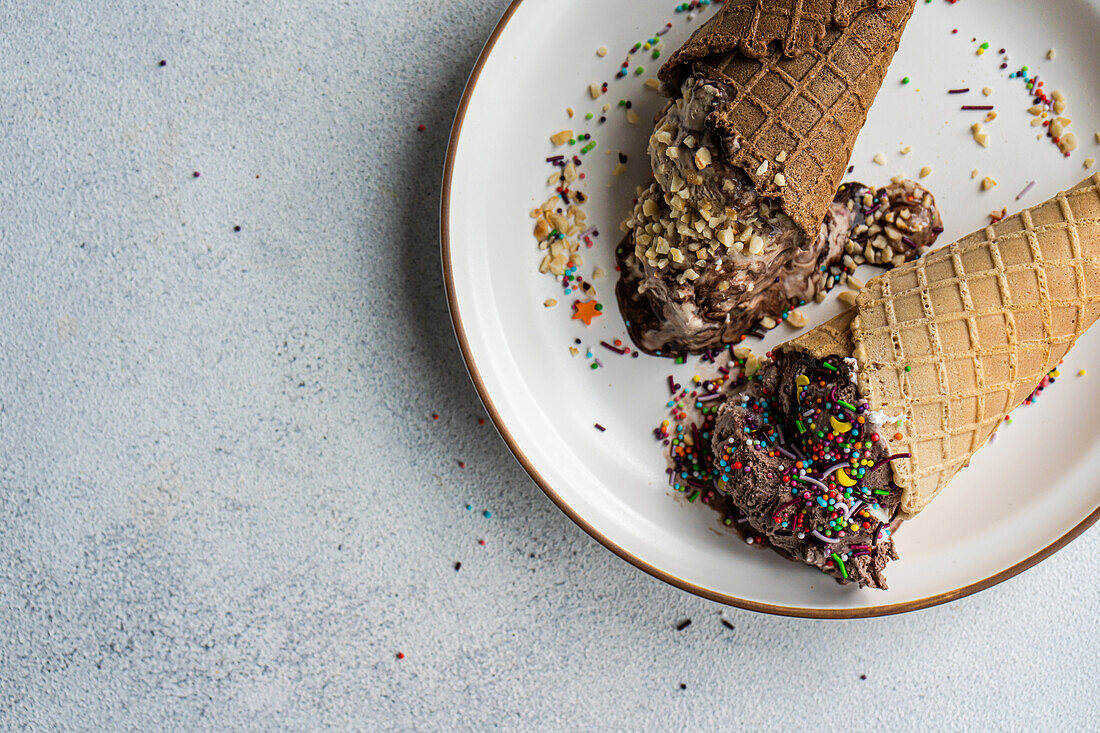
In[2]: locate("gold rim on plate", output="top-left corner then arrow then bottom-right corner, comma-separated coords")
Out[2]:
439,0 -> 1100,618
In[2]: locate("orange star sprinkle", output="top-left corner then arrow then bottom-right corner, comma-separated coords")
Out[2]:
572,300 -> 603,326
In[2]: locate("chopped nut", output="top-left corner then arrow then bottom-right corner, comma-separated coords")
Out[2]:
544,298 -> 557,307
774,173 -> 787,187
1047,48 -> 1056,60
596,46 -> 608,57
588,83 -> 602,99
981,176 -> 997,191
744,354 -> 762,377
919,165 -> 932,178
837,290 -> 859,306
644,78 -> 661,90
900,146 -> 912,155
760,316 -> 777,330
566,107 -> 574,118
1061,132 -> 1079,152
985,111 -> 997,123
612,163 -> 626,176
1086,158 -> 1096,169
785,309 -> 807,328
755,160 -> 769,176
972,123 -> 990,147
776,150 -> 788,163
873,152 -> 887,165
1050,117 -> 1070,138
982,86 -> 994,96
569,346 -> 579,356
1029,105 -> 1044,116
626,110 -> 640,125
890,175 -> 904,185
847,275 -> 866,290
1030,117 -> 1045,127
550,129 -> 573,146
694,146 -> 712,170
748,235 -> 765,255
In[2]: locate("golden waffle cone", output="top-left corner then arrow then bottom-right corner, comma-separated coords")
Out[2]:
786,308 -> 856,358
659,0 -> 917,238
781,175 -> 1100,518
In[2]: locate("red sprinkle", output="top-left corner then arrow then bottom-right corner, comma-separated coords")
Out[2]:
417,124 -> 426,131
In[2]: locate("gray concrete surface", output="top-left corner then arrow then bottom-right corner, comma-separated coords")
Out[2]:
0,1 -> 1097,730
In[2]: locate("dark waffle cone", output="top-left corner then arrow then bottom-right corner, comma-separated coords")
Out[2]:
778,175 -> 1100,518
660,0 -> 916,238
663,0 -> 909,62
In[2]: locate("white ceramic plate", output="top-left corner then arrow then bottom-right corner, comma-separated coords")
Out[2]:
443,0 -> 1100,616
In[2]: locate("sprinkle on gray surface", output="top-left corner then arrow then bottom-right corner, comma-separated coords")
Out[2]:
0,1 -> 1097,729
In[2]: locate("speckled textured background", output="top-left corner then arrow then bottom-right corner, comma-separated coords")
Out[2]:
0,1 -> 1097,729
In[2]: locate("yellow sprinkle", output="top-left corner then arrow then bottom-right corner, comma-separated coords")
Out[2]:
1078,369 -> 1087,376
830,416 -> 852,434
1052,370 -> 1061,377
796,374 -> 810,389
836,469 -> 857,487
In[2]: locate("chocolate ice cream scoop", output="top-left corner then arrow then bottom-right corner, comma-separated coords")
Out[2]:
616,75 -> 941,357
710,350 -> 906,588
616,168 -> 941,357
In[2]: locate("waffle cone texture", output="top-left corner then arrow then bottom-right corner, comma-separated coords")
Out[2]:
784,175 -> 1100,518
659,0 -> 916,238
